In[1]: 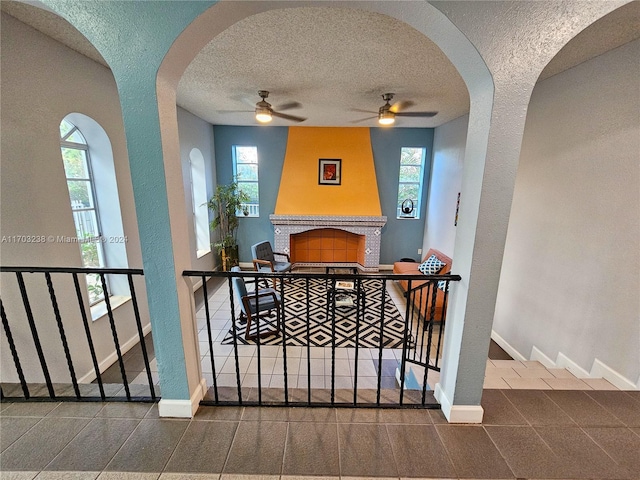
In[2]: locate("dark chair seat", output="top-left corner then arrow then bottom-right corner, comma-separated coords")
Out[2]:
230,266 -> 281,340
251,240 -> 292,287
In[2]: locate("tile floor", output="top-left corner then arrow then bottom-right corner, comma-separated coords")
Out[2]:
1,389 -> 639,479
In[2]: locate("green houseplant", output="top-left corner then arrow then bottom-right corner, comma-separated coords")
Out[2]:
207,180 -> 249,271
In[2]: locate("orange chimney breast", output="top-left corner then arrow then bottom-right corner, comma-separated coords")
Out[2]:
274,127 -> 382,216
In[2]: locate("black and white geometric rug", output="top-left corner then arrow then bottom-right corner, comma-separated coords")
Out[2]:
222,278 -> 407,348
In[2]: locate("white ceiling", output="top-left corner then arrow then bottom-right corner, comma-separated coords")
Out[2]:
3,1 -> 639,128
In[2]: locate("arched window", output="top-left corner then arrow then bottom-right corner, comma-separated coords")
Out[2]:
59,114 -> 128,311
60,119 -> 106,304
189,148 -> 211,257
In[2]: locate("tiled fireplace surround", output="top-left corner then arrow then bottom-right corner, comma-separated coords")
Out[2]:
270,215 -> 387,272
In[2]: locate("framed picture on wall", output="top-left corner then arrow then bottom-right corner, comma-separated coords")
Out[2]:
319,159 -> 341,185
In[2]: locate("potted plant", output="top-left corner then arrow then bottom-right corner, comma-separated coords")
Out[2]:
207,180 -> 249,271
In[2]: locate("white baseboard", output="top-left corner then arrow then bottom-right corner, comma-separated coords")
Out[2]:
525,341 -> 638,390
555,352 -> 591,378
77,322 -> 153,384
434,383 -> 484,424
490,330 -> 527,362
590,358 -> 638,390
530,345 -> 556,368
158,377 -> 206,418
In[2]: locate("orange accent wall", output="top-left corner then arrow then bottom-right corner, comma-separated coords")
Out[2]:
274,127 -> 382,215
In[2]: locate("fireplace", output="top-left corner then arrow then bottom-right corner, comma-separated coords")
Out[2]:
270,215 -> 387,272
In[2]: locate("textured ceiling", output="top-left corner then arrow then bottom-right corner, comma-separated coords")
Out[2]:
177,7 -> 468,127
3,1 -> 639,127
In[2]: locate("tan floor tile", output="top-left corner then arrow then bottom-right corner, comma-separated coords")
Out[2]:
521,360 -> 546,369
97,474 -> 160,480
504,377 -> 553,389
491,360 -> 524,369
281,477 -> 339,480
483,377 -> 511,389
548,368 -> 577,378
35,473 -> 100,480
220,476 -> 278,480
582,378 -> 619,390
544,377 -> 592,390
515,367 -> 555,378
484,367 -> 521,378
2,474 -> 40,480
160,475 -> 220,480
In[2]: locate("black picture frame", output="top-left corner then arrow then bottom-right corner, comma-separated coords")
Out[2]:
318,158 -> 341,185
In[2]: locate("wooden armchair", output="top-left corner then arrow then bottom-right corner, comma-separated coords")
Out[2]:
230,267 -> 281,340
251,240 -> 292,288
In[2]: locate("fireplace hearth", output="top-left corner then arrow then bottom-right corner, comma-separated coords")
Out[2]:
270,215 -> 386,272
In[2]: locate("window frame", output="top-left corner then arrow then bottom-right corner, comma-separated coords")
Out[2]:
60,121 -> 107,306
396,146 -> 427,220
232,145 -> 259,217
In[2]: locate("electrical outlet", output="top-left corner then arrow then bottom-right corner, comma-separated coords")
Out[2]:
417,248 -> 422,255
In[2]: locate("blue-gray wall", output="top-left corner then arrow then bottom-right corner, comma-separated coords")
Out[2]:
214,125 -> 433,264
370,128 -> 434,263
214,126 -> 289,262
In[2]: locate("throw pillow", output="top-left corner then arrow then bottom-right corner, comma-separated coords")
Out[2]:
418,254 -> 446,275
437,280 -> 449,292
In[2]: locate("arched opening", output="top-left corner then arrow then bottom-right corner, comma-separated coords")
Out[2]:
493,2 -> 640,389
156,0 -> 493,413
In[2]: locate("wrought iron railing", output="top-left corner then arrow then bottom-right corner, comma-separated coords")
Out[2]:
1,265 -> 460,409
0,266 -> 155,403
183,269 -> 460,408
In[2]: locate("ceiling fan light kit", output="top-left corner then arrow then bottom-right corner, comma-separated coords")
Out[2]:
255,106 -> 272,123
378,110 -> 395,125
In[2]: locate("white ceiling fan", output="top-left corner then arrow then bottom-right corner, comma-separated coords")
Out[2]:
352,93 -> 438,125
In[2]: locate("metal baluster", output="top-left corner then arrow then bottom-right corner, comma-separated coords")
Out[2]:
128,274 -> 156,400
228,276 -> 242,404
16,272 -> 55,398
255,272 -> 262,405
45,272 -> 80,399
200,275 -> 218,402
306,277 -> 311,405
330,278 -> 336,405
100,273 -> 130,400
422,279 -> 440,405
279,275 -> 288,404
434,280 -> 450,370
352,277 -> 362,406
73,273 -> 105,399
416,284 -> 426,362
399,279 -> 413,405
0,299 -> 30,399
376,279 -> 387,406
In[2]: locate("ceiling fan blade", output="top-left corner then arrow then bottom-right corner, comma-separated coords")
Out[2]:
395,111 -> 438,117
350,108 -> 378,114
217,110 -> 253,114
275,101 -> 302,111
272,111 -> 307,122
390,100 -> 415,113
349,116 -> 377,123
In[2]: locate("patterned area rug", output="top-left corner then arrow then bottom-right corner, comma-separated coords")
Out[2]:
222,278 -> 406,348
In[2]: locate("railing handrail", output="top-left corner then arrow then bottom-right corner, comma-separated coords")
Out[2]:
1,266 -> 144,275
183,269 -> 461,282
